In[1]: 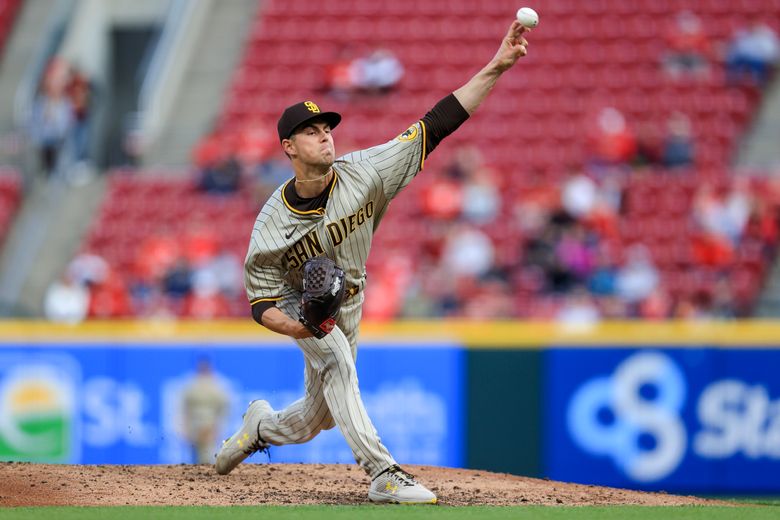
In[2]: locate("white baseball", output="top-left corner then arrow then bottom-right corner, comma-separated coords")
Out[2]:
516,7 -> 539,28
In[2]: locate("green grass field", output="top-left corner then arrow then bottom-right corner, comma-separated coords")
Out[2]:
1,505 -> 779,520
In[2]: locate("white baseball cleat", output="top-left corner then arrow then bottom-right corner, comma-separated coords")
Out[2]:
368,465 -> 438,504
215,399 -> 272,475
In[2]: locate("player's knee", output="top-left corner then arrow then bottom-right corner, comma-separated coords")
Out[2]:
321,415 -> 336,431
326,348 -> 355,371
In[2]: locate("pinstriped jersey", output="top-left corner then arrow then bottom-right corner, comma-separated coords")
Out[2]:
244,121 -> 428,306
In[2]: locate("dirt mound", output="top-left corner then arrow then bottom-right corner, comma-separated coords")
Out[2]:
0,462 -> 728,507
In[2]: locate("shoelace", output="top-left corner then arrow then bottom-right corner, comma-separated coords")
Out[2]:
387,466 -> 417,487
243,423 -> 271,460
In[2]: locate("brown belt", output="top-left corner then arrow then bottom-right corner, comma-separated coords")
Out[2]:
345,285 -> 361,299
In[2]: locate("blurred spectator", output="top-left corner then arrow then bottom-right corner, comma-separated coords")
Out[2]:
546,256 -> 577,294
163,258 -> 193,299
88,272 -> 132,318
251,154 -> 294,204
524,225 -> 557,273
638,286 -> 673,319
556,287 -> 601,326
461,174 -> 500,224
561,170 -> 597,219
662,11 -> 711,79
462,278 -> 514,319
445,145 -> 482,181
710,278 -> 736,318
555,224 -> 595,282
421,173 -> 463,220
587,107 -> 637,170
193,248 -> 243,298
724,179 -> 752,242
461,164 -> 500,225
744,197 -> 779,250
584,194 -> 621,240
726,22 -> 780,86
441,224 -> 495,278
673,289 -> 714,320
28,69 -> 74,177
615,245 -> 659,305
180,358 -> 230,464
135,233 -> 180,283
183,224 -> 220,267
234,123 -> 274,168
401,260 -> 460,318
184,286 -> 230,319
324,46 -> 360,100
193,134 -> 229,171
661,112 -> 695,169
65,65 -> 94,163
691,233 -> 734,268
691,181 -> 751,268
67,252 -> 109,287
43,273 -> 89,324
363,252 -> 413,320
198,155 -> 241,194
632,123 -> 663,168
587,246 -> 618,296
692,183 -> 727,236
353,48 -> 404,95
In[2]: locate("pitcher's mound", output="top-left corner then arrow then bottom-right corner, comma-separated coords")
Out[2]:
0,462 -> 728,507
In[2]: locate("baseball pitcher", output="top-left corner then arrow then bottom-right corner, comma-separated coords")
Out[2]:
216,21 -> 531,504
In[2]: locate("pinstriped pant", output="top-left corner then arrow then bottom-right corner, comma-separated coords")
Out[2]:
258,291 -> 396,479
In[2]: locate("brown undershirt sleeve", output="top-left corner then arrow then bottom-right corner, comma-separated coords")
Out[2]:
421,93 -> 470,156
251,300 -> 277,325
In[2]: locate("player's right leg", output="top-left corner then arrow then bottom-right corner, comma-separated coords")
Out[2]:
296,326 -> 437,503
368,465 -> 437,504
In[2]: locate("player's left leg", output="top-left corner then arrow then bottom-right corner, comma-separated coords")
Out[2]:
215,399 -> 272,474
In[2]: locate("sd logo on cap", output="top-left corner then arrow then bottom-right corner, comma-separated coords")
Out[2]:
277,101 -> 341,142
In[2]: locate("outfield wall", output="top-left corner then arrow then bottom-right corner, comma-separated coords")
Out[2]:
0,321 -> 779,494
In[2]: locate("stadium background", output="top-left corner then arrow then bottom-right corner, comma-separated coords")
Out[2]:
0,0 -> 779,497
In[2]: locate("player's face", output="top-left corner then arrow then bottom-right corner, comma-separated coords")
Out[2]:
286,121 -> 335,167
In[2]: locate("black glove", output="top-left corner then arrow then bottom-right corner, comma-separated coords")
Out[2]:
299,257 -> 346,339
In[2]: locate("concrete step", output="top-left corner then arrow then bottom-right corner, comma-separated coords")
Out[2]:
143,0 -> 259,166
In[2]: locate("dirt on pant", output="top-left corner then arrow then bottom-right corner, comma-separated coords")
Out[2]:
0,462 -> 730,507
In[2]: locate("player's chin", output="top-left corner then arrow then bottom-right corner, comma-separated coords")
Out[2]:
320,151 -> 335,165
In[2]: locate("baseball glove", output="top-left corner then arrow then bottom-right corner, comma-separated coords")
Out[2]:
299,257 -> 346,339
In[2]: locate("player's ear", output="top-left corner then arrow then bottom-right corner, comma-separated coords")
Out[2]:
281,138 -> 296,158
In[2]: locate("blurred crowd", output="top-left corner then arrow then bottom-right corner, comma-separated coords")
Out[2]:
45,226 -> 244,323
361,143 -> 780,324
42,11 -> 780,324
662,10 -> 779,85
323,46 -> 404,100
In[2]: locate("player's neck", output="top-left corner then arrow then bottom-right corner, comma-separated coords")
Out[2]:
293,167 -> 333,198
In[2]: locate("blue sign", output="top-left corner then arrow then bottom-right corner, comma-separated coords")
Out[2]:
545,348 -> 780,493
0,343 -> 464,469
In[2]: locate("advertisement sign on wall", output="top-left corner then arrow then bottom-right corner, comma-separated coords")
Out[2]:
545,348 -> 780,492
0,343 -> 464,468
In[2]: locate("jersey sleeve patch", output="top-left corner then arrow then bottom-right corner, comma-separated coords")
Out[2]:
397,124 -> 419,142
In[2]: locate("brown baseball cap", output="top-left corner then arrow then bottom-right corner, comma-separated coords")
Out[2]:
277,101 -> 341,142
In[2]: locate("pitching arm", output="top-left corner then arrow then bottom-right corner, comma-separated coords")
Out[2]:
453,21 -> 529,115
